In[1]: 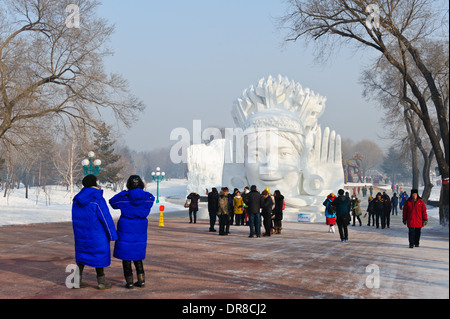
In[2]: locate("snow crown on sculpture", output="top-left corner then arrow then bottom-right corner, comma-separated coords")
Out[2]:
232,75 -> 327,137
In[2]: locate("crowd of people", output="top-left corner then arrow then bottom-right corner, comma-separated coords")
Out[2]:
323,188 -> 428,246
71,175 -> 428,291
187,186 -> 285,238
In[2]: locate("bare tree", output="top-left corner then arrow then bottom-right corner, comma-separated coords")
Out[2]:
281,0 -> 449,225
0,0 -> 144,147
52,126 -> 86,201
360,40 -> 447,203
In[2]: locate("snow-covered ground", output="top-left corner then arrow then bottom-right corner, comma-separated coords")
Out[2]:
0,180 -> 443,226
0,179 -> 189,226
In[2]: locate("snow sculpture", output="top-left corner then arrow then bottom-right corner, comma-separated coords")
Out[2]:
186,75 -> 344,221
186,139 -> 226,195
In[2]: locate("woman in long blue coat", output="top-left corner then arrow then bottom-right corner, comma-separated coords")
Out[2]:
72,175 -> 118,289
109,175 -> 155,289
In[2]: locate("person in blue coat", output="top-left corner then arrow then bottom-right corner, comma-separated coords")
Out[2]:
109,175 -> 155,289
72,175 -> 118,290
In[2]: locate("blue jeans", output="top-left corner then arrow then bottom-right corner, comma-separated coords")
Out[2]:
392,205 -> 398,215
249,213 -> 261,237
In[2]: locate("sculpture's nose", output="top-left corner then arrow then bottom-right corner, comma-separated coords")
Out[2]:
259,154 -> 279,175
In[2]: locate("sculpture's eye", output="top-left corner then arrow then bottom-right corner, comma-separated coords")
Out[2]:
280,148 -> 293,158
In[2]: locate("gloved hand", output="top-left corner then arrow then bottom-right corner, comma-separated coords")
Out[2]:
423,221 -> 428,226
403,220 -> 407,225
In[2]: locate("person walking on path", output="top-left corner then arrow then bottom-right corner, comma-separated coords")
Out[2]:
71,175 -> 118,290
261,190 -> 273,236
187,192 -> 200,224
332,189 -> 351,242
365,196 -> 375,226
368,193 -> 385,229
403,189 -> 428,248
218,188 -> 230,235
247,185 -> 262,238
273,190 -> 284,234
391,193 -> 399,216
382,192 -> 392,228
351,194 -> 362,227
323,193 -> 337,233
109,175 -> 155,289
207,188 -> 219,232
400,191 -> 409,210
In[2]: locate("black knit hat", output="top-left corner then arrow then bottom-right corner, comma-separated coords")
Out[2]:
82,175 -> 98,188
126,175 -> 145,190
411,189 -> 419,195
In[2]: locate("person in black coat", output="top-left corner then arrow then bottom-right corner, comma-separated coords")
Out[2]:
331,189 -> 351,242
187,192 -> 200,223
273,190 -> 284,234
261,190 -> 274,236
382,192 -> 392,228
247,185 -> 262,238
207,188 -> 219,232
368,192 -> 386,229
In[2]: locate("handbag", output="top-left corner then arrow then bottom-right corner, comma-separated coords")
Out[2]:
184,200 -> 191,208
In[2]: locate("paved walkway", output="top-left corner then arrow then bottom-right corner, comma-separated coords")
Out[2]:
0,209 -> 448,300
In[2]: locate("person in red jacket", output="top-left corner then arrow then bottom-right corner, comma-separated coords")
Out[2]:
402,189 -> 428,248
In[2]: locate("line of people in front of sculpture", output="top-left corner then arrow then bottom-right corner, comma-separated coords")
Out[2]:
188,186 -> 285,237
323,188 -> 428,247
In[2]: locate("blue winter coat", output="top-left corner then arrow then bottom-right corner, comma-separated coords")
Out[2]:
110,189 -> 155,261
72,187 -> 118,268
323,198 -> 336,219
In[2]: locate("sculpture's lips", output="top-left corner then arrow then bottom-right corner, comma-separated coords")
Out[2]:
259,176 -> 282,182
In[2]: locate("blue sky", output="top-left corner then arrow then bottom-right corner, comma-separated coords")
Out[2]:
99,0 -> 386,152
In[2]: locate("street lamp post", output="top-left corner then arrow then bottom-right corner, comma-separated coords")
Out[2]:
152,167 -> 165,204
82,151 -> 102,176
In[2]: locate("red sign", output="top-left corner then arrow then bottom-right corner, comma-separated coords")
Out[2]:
443,178 -> 449,185
159,205 -> 165,211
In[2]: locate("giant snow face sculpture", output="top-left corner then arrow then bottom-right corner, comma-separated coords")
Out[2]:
186,75 -> 344,215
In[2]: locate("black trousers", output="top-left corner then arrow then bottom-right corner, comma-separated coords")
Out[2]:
408,228 -> 422,246
218,214 -> 229,235
381,212 -> 390,228
375,212 -> 381,228
209,212 -> 217,230
336,217 -> 348,240
368,212 -> 375,226
189,209 -> 197,223
262,213 -> 272,235
122,260 -> 144,277
352,215 -> 362,226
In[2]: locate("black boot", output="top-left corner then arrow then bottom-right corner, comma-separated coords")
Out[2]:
125,275 -> 134,289
134,261 -> 145,288
76,264 -> 89,289
97,275 -> 112,290
134,273 -> 145,288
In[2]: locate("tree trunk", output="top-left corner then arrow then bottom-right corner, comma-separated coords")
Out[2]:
439,183 -> 449,227
420,150 -> 434,204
